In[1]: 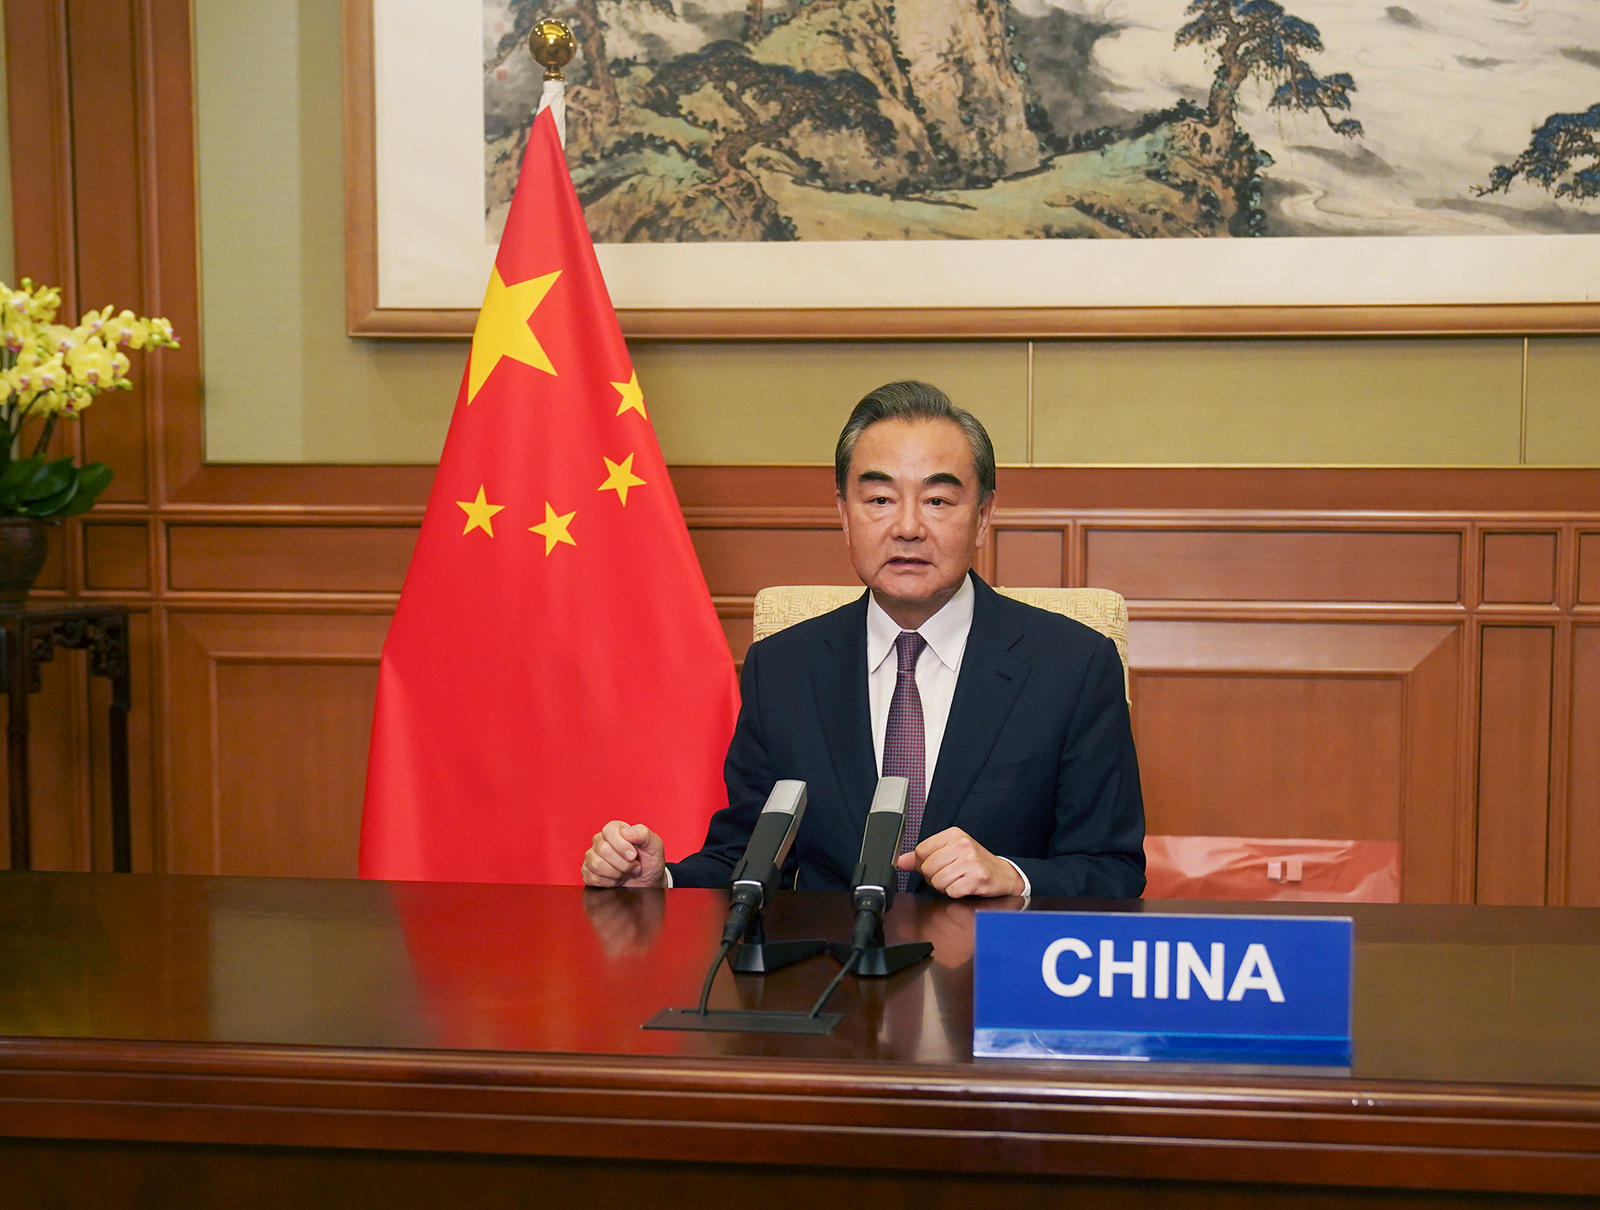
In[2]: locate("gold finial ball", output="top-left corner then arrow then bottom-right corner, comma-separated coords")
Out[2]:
529,19 -> 577,81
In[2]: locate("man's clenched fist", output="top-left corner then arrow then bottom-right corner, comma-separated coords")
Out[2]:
581,821 -> 667,888
893,827 -> 1024,898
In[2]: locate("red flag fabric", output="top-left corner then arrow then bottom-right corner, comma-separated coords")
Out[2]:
360,107 -> 739,884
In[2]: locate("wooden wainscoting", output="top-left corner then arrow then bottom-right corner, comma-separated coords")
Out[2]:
678,468 -> 1599,906
163,610 -> 390,877
7,462 -> 1599,903
6,0 -> 1598,901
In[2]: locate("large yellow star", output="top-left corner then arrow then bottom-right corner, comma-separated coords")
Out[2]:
467,267 -> 561,402
529,502 -> 577,554
456,486 -> 505,536
612,371 -> 647,418
598,454 -> 647,506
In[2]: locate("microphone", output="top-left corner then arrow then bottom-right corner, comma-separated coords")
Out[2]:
846,776 -> 908,949
810,777 -> 931,1018
719,779 -> 807,946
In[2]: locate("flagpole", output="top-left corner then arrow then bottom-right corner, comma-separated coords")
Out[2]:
529,19 -> 577,148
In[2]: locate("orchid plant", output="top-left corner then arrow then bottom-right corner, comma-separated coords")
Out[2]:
0,278 -> 177,519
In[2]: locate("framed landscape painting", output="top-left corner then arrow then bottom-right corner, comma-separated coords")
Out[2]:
346,0 -> 1600,337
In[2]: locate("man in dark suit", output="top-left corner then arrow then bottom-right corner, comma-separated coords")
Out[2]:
581,381 -> 1144,898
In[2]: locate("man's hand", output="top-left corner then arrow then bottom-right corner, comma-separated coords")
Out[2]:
894,827 -> 1023,899
581,821 -> 667,888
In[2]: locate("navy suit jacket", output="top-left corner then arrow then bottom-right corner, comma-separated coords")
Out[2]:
670,573 -> 1146,898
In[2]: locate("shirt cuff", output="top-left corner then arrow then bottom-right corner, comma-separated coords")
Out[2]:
1001,857 -> 1031,899
662,867 -> 673,889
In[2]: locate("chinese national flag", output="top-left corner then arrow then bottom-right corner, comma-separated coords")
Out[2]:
359,107 -> 739,884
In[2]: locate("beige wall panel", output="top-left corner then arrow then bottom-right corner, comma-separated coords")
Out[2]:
1031,339 -> 1523,465
195,0 -> 461,464
635,341 -> 1029,466
1525,338 -> 1600,466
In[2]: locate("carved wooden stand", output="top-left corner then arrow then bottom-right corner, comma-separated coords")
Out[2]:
2,606 -> 132,871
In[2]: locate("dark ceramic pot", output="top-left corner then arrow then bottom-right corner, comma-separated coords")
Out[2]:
0,519 -> 49,607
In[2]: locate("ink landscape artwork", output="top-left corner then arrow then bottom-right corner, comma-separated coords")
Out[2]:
349,0 -> 1600,333
482,0 -> 1600,245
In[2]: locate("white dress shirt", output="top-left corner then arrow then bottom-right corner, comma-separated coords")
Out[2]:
867,577 -> 1030,897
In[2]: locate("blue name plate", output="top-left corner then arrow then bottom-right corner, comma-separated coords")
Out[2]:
974,911 -> 1352,1067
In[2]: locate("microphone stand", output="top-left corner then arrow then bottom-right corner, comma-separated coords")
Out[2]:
808,887 -> 933,1019
827,914 -> 932,976
729,914 -> 826,974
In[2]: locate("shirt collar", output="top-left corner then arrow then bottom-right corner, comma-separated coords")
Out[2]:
866,573 -> 976,673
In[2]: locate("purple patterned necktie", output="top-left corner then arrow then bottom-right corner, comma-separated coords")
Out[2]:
884,630 -> 927,892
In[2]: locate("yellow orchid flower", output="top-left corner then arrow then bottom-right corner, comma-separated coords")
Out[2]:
104,309 -> 142,348
9,347 -> 41,395
44,324 -> 79,356
21,280 -> 60,323
0,281 -> 178,471
33,356 -> 66,393
66,340 -> 117,388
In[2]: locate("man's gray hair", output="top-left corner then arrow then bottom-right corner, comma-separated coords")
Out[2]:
834,381 -> 996,501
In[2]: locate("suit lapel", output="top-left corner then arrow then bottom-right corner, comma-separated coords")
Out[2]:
921,576 -> 1029,840
808,593 -> 877,843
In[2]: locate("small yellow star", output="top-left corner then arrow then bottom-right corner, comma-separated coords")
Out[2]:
467,267 -> 561,403
612,371 -> 647,419
456,486 -> 505,536
598,454 -> 647,506
529,502 -> 577,554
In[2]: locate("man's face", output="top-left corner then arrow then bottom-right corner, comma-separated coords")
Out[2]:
836,417 -> 995,615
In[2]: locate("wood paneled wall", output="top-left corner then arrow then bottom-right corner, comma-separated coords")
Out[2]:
679,467 -> 1598,906
7,0 -> 1596,904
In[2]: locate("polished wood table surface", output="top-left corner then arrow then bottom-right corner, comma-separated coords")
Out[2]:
0,873 -> 1596,1208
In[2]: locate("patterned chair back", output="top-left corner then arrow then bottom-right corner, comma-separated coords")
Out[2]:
750,585 -> 1130,701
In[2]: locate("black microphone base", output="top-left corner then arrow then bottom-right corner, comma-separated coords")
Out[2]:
644,1007 -> 841,1035
729,937 -> 828,974
828,940 -> 933,977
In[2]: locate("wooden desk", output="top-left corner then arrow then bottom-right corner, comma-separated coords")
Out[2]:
0,874 -> 1595,1208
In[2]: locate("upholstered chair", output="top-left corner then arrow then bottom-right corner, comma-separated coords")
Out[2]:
750,584 -> 1130,701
